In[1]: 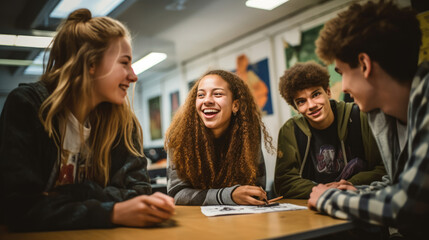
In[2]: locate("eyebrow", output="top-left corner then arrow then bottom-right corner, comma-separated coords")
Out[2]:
197,87 -> 225,91
294,88 -> 321,102
121,55 -> 132,61
311,88 -> 321,95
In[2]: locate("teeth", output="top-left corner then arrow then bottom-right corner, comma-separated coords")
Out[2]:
203,109 -> 219,114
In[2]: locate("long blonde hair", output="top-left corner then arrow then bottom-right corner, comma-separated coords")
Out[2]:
39,8 -> 143,186
165,70 -> 274,189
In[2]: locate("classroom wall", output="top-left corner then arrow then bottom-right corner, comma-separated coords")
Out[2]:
135,0 -> 356,191
0,67 -> 39,113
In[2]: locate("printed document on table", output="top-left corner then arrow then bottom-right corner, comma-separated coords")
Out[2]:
201,203 -> 307,217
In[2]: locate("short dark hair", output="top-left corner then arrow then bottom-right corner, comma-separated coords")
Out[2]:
279,61 -> 330,109
316,0 -> 422,83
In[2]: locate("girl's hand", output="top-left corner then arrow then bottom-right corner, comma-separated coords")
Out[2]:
111,192 -> 175,227
232,185 -> 267,205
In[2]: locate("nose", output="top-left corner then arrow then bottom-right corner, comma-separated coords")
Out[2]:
341,81 -> 348,94
307,98 -> 317,109
203,94 -> 214,105
128,67 -> 138,82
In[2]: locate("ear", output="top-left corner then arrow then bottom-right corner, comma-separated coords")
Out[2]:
325,87 -> 332,98
89,64 -> 96,75
232,99 -> 240,113
358,53 -> 372,78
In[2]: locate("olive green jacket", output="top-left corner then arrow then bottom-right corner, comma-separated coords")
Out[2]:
274,100 -> 386,199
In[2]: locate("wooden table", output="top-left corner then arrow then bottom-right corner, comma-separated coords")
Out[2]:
0,199 -> 354,240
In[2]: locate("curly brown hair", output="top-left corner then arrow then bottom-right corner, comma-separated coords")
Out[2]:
165,70 -> 275,189
316,0 -> 421,83
279,61 -> 329,109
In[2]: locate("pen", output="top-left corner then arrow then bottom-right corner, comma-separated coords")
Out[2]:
260,186 -> 269,205
268,196 -> 283,203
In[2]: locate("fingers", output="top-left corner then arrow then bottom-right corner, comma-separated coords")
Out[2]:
325,182 -> 335,187
141,193 -> 176,215
247,197 -> 266,205
337,185 -> 357,191
338,179 -> 352,185
232,186 -> 267,205
151,192 -> 176,212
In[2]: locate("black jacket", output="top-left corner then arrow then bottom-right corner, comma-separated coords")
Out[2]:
0,82 -> 151,231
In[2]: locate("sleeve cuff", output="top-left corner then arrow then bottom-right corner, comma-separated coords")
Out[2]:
220,185 -> 240,205
315,188 -> 338,212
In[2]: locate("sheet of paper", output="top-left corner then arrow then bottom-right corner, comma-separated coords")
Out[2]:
201,203 -> 307,217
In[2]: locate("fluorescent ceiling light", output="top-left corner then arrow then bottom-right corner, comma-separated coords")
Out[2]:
0,34 -> 53,48
245,0 -> 289,10
50,0 -> 125,18
0,59 -> 36,66
132,52 -> 167,75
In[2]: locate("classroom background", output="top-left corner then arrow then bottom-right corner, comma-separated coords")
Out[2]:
0,0 -> 425,194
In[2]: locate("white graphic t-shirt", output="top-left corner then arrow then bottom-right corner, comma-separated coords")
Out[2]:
55,113 -> 91,186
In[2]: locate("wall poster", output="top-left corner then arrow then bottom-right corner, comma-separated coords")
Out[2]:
148,96 -> 162,140
235,54 -> 273,115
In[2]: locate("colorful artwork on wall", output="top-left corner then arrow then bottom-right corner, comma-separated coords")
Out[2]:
235,55 -> 273,115
284,24 -> 352,116
148,96 -> 162,140
170,91 -> 180,120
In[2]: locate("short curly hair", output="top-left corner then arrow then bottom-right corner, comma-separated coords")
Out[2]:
279,61 -> 330,109
316,0 -> 421,83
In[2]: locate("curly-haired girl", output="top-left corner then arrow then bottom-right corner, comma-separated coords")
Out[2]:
165,70 -> 274,205
0,8 -> 174,231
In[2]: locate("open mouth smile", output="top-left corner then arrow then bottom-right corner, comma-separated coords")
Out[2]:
202,109 -> 219,118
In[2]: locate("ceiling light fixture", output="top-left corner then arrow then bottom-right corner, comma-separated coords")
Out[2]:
132,52 -> 167,75
245,0 -> 289,10
0,34 -> 53,48
50,0 -> 125,18
0,59 -> 38,66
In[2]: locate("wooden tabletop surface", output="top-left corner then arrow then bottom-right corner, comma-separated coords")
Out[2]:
0,199 -> 354,240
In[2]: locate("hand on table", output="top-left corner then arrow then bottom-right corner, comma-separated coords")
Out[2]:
326,179 -> 357,191
308,184 -> 330,210
232,185 -> 267,205
111,192 -> 175,227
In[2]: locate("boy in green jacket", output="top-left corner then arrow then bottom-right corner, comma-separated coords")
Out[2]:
274,61 -> 385,198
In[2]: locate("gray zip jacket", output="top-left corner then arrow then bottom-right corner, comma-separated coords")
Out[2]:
167,150 -> 266,205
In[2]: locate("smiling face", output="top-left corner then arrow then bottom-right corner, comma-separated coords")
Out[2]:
91,37 -> 137,107
335,58 -> 376,112
294,86 -> 334,129
195,74 -> 239,138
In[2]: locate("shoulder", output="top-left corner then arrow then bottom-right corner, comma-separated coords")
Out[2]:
409,62 -> 429,123
4,82 -> 48,110
333,100 -> 354,114
8,82 -> 48,103
279,115 -> 304,134
411,61 -> 429,98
